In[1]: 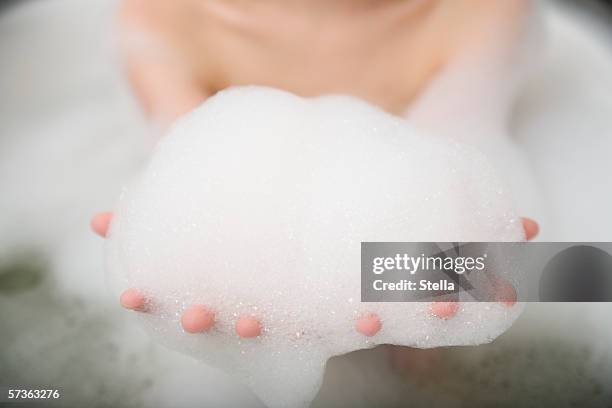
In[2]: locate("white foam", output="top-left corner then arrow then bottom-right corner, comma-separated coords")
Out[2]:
106,87 -> 524,408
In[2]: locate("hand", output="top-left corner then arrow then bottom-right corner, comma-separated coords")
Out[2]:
92,211 -> 537,335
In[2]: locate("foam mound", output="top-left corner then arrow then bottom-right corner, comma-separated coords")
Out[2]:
106,87 -> 525,408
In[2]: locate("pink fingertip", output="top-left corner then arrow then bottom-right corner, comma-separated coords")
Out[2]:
522,217 -> 539,241
356,313 -> 382,337
430,301 -> 459,319
120,288 -> 146,311
235,316 -> 262,338
181,305 -> 215,333
494,278 -> 517,307
91,212 -> 113,238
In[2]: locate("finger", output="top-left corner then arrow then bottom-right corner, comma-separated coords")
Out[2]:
120,288 -> 147,311
355,313 -> 382,337
521,217 -> 539,241
91,212 -> 113,238
181,305 -> 216,333
235,316 -> 262,338
491,276 -> 517,307
430,301 -> 459,319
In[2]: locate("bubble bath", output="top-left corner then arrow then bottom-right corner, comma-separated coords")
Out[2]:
106,86 -> 525,408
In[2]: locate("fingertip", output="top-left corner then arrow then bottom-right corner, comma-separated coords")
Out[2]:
236,316 -> 262,338
91,212 -> 113,238
430,301 -> 459,319
120,288 -> 146,311
181,305 -> 215,333
356,313 -> 382,337
493,278 -> 518,307
522,217 -> 539,241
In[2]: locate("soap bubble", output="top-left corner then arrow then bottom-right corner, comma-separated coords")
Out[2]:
106,87 -> 524,408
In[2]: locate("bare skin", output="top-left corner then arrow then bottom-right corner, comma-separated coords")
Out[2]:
116,0 -> 530,125
93,0 -> 539,342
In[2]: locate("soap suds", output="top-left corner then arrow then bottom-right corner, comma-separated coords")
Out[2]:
106,87 -> 524,408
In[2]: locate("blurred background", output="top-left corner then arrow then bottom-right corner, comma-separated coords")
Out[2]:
1,0 -> 612,407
